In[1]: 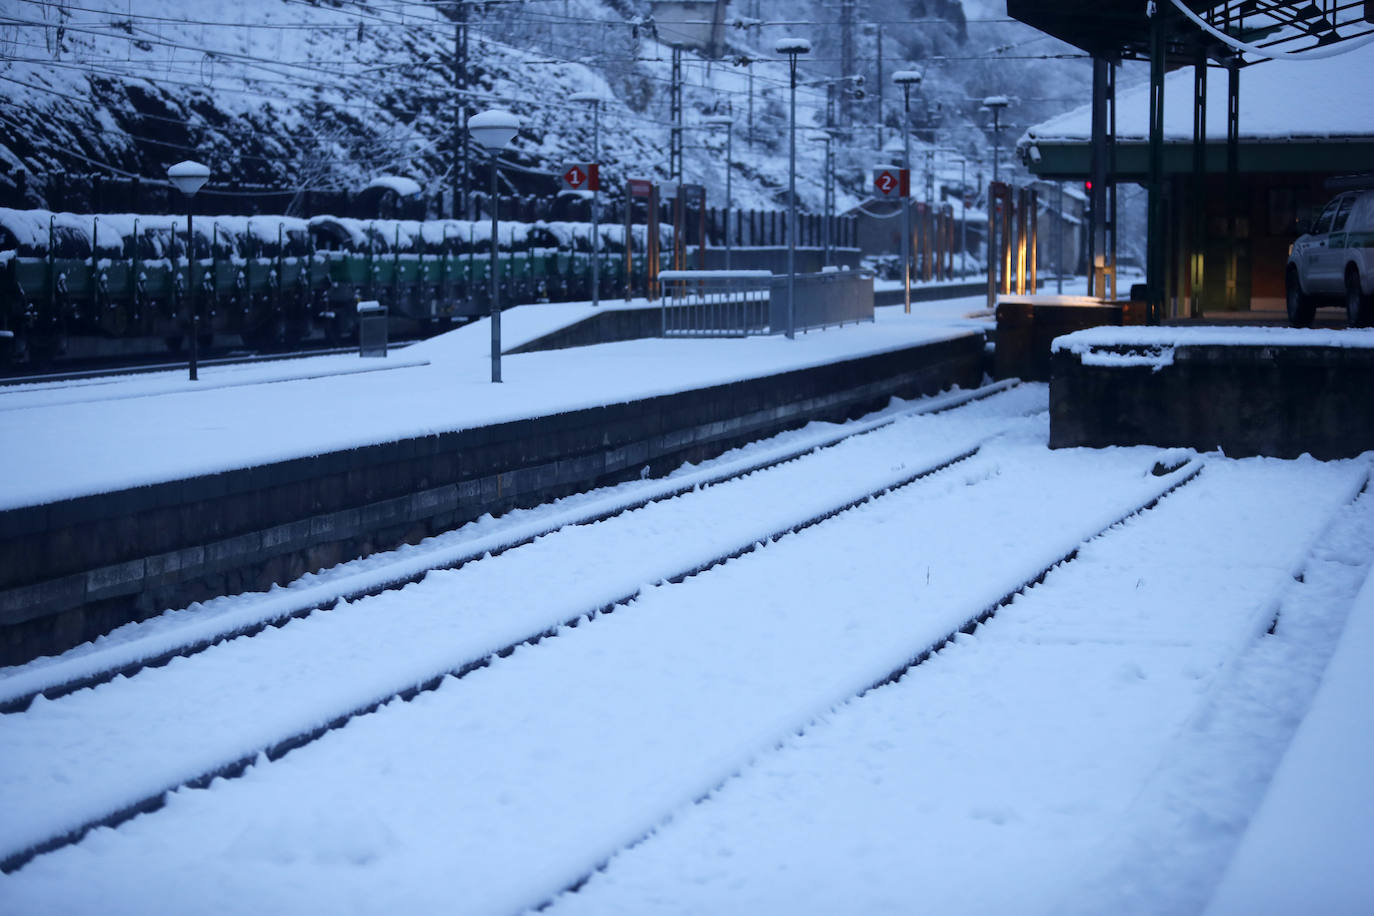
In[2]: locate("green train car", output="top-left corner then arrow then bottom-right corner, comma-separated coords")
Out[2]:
0,209 -> 642,366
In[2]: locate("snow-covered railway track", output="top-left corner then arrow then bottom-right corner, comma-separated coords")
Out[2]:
0,383 -> 1036,873
0,435 -> 1222,911
540,460 -> 1373,916
0,381 -> 1020,715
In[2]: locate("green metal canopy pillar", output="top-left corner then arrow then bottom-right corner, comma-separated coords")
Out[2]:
1146,0 -> 1167,325
1225,56 -> 1241,312
1088,57 -> 1119,299
1189,46 -> 1207,318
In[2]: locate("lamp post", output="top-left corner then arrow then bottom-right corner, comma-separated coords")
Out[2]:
570,92 -> 604,307
704,114 -> 734,269
957,155 -> 968,278
167,160 -> 209,381
937,148 -> 969,277
468,109 -> 521,383
982,95 -> 1010,185
893,70 -> 921,314
775,36 -> 810,339
807,130 -> 835,268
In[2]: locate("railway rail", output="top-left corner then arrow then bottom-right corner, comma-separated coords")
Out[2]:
10,387 -> 1352,898
0,434 -> 1209,887
0,384 -> 1055,872
0,339 -> 423,387
0,384 -> 1038,873
0,390 -> 1367,911
0,380 -> 1019,715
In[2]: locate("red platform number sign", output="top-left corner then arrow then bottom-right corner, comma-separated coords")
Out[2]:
561,163 -> 600,192
873,168 -> 909,199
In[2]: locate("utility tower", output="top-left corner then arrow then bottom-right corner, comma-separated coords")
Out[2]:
839,0 -> 856,126
452,4 -> 470,219
670,45 -> 684,182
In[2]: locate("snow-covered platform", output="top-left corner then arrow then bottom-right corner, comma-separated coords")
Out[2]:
0,299 -> 989,665
1050,326 -> 1374,458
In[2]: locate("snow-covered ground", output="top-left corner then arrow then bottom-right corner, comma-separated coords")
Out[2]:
2,290 -> 1372,913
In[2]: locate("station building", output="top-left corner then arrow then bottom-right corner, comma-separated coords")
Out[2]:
1010,1 -> 1374,320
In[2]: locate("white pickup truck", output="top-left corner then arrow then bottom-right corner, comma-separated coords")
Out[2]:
1287,188 -> 1374,328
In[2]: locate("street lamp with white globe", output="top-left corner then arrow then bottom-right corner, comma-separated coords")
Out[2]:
468,109 -> 521,383
893,70 -> 921,314
807,129 -> 836,268
569,92 -> 605,307
982,95 -> 1010,185
704,114 -> 734,269
167,159 -> 210,380
775,36 -> 810,339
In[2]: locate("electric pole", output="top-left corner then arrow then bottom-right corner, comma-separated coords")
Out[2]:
840,0 -> 856,126
670,45 -> 684,183
453,2 -> 469,219
875,26 -> 884,149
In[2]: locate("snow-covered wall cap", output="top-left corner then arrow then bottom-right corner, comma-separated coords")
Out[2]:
774,37 -> 812,55
468,110 -> 522,150
365,175 -> 422,197
892,69 -> 922,85
1053,325 -> 1374,354
659,269 -> 774,280
166,160 -> 210,195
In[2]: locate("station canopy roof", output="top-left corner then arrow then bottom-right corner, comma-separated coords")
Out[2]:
1006,0 -> 1374,66
1009,1 -> 1374,179
1017,37 -> 1374,179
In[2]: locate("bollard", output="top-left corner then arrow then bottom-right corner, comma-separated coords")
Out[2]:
357,300 -> 388,357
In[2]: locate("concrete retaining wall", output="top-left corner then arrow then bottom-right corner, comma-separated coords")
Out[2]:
1,333 -> 984,665
506,307 -> 664,354
1050,342 -> 1374,458
995,297 -> 1129,382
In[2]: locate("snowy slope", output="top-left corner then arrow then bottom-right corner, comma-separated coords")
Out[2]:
1,0 -> 1089,214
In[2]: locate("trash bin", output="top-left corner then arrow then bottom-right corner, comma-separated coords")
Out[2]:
357,300 -> 387,357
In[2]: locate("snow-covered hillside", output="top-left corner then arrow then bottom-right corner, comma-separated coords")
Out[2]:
0,1 -> 1089,215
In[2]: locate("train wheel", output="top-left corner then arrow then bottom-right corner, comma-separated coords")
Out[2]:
241,320 -> 280,352
27,331 -> 65,370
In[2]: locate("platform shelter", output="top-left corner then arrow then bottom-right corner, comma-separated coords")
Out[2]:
1008,0 -> 1374,321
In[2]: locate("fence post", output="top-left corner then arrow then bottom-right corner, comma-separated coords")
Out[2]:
624,183 -> 634,301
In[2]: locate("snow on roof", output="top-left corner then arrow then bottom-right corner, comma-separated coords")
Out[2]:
1022,41 -> 1374,144
364,175 -> 423,197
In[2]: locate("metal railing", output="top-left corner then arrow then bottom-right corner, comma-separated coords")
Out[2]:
660,269 -> 874,338
659,270 -> 773,337
789,269 -> 875,334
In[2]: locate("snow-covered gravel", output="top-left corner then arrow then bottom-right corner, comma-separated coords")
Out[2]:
541,456 -> 1367,916
0,384 -> 1038,863
0,411 -> 1254,913
0,381 -> 1016,704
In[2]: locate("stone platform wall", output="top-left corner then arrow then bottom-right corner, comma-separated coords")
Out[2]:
1050,342 -> 1374,458
994,296 -> 1130,382
0,333 -> 983,665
